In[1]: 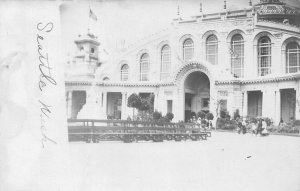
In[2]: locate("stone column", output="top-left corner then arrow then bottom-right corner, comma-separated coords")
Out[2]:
272,40 -> 282,76
66,91 -> 72,119
262,90 -> 268,118
103,92 -> 107,117
226,91 -> 234,117
153,92 -> 159,112
243,36 -> 254,78
274,89 -> 281,125
295,88 -> 300,120
242,91 -> 248,117
121,92 -> 127,119
174,87 -> 184,122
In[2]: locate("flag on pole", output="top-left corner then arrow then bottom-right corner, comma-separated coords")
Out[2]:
89,8 -> 97,21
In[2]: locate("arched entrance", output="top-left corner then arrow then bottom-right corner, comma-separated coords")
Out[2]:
184,71 -> 210,122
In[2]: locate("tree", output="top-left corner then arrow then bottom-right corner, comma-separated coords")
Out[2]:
127,93 -> 141,119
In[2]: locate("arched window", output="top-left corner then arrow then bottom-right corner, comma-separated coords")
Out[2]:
183,38 -> 194,61
206,35 -> 218,65
286,42 -> 300,73
121,64 -> 129,81
161,45 -> 171,80
140,53 -> 150,81
231,34 -> 244,78
258,37 -> 272,76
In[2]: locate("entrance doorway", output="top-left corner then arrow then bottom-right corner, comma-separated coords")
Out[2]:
107,92 -> 122,119
184,71 -> 210,122
247,91 -> 262,117
71,91 -> 86,119
281,89 -> 296,122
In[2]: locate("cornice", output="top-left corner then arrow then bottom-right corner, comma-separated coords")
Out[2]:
215,73 -> 300,85
65,81 -> 175,87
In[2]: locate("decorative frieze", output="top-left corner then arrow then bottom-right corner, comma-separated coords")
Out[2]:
273,32 -> 283,39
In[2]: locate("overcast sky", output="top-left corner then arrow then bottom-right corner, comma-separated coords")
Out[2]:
60,0 -> 300,57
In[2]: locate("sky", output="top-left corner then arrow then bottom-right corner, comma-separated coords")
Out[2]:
60,0 -> 300,58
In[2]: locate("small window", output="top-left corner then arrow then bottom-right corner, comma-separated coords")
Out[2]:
91,48 -> 95,53
121,64 -> 129,81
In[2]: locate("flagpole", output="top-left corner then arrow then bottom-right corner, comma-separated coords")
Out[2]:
87,0 -> 91,33
88,7 -> 90,33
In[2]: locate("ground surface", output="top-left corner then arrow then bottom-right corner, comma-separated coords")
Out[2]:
68,132 -> 300,191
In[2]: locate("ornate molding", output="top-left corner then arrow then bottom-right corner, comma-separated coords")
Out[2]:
174,62 -> 211,83
273,32 -> 283,39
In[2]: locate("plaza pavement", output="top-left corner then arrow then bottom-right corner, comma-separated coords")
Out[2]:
68,132 -> 300,191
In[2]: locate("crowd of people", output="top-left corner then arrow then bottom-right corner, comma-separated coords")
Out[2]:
189,115 -> 270,136
236,117 -> 269,136
190,116 -> 213,131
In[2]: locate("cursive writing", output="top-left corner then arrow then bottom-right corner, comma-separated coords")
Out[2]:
37,22 -> 57,91
39,100 -> 57,148
37,22 -> 57,148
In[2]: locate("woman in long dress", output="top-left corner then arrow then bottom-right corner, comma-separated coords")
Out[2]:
261,120 -> 269,136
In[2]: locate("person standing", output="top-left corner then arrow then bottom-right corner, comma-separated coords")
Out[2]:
261,119 -> 269,136
256,119 -> 263,135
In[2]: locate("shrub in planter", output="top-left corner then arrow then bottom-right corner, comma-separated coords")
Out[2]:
152,111 -> 162,121
158,117 -> 168,123
165,112 -> 174,122
197,111 -> 206,119
205,112 -> 214,120
293,120 -> 300,127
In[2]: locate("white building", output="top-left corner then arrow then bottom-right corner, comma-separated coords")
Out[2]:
65,0 -> 300,124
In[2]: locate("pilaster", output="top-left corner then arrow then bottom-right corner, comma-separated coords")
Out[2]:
121,92 -> 127,119
295,85 -> 300,120
242,91 -> 248,117
103,91 -> 107,116
67,91 -> 72,119
274,89 -> 281,124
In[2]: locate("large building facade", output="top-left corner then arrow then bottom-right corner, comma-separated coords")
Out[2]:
65,0 -> 300,124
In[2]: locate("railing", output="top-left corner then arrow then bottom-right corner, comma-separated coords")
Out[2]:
68,119 -> 211,143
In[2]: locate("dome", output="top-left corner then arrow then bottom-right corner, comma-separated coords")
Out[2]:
254,0 -> 300,26
75,32 -> 100,46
